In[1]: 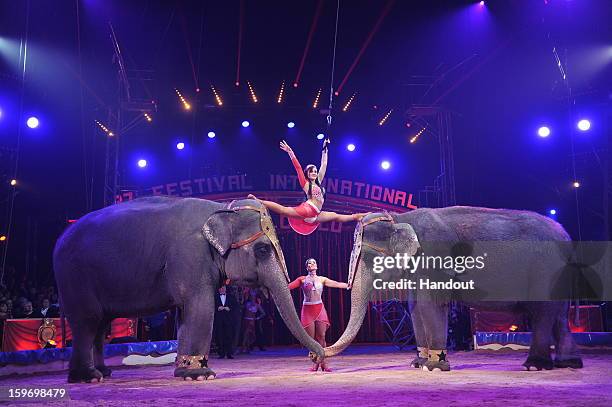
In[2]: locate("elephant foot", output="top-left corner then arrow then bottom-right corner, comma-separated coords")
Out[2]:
422,349 -> 450,372
95,365 -> 112,378
410,356 -> 428,369
554,358 -> 583,369
523,355 -> 554,371
68,367 -> 104,383
174,354 -> 216,381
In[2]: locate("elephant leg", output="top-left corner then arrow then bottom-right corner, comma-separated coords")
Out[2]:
408,302 -> 429,368
523,305 -> 555,371
68,318 -> 104,383
93,319 -> 112,378
414,301 -> 450,372
174,290 -> 217,380
553,305 -> 583,369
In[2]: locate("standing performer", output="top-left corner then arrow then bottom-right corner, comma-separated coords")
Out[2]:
289,258 -> 349,372
249,139 -> 367,235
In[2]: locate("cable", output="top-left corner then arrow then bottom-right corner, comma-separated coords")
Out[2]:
325,0 -> 341,137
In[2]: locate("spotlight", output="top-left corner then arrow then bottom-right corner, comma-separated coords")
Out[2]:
27,116 -> 39,129
137,159 -> 147,168
479,1 -> 485,5
10,179 -> 17,186
0,108 -> 3,119
313,88 -> 322,109
316,133 -> 325,140
573,181 -> 580,188
176,142 -> 185,150
241,120 -> 250,128
287,121 -> 295,129
208,131 -> 216,139
577,119 -> 590,131
211,85 -> 223,106
0,235 -> 6,241
144,113 -> 152,122
247,81 -> 258,103
381,160 -> 391,170
277,81 -> 286,104
347,143 -> 356,152
537,126 -> 551,138
378,109 -> 393,126
549,209 -> 557,215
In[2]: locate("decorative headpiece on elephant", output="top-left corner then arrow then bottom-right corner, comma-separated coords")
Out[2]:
54,196 -> 325,383
323,207 -> 582,372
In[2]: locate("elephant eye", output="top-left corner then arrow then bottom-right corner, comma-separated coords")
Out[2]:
254,242 -> 271,259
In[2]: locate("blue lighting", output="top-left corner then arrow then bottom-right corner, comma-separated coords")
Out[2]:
176,142 -> 185,150
537,126 -> 550,138
208,131 -> 216,139
549,209 -> 557,216
316,133 -> 325,140
26,116 -> 39,129
381,160 -> 391,170
241,120 -> 250,128
137,159 -> 147,168
347,143 -> 356,152
287,121 -> 295,128
577,119 -> 591,131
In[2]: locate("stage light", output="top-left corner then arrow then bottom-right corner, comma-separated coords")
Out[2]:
196,87 -> 201,93
573,181 -> 580,188
479,1 -> 485,5
316,133 -> 325,140
207,131 -> 216,139
577,119 -> 590,131
241,120 -> 250,128
235,81 -> 240,87
10,179 -> 17,186
0,235 -> 6,242
247,81 -> 258,103
277,81 -> 286,104
313,88 -> 322,109
0,108 -> 3,119
410,127 -> 426,144
347,143 -> 356,152
174,89 -> 191,110
95,120 -> 114,137
342,93 -> 356,112
137,159 -> 147,168
211,85 -> 223,106
378,109 -> 393,126
176,142 -> 185,150
509,324 -> 518,331
144,113 -> 152,122
287,121 -> 295,129
549,209 -> 557,215
26,116 -> 39,129
381,160 -> 391,170
293,82 -> 298,88
538,126 -> 551,138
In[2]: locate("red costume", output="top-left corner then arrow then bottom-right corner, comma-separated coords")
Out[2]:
287,151 -> 327,235
288,275 -> 330,328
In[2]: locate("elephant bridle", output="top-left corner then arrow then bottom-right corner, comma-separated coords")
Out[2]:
223,201 -> 290,283
347,212 -> 395,288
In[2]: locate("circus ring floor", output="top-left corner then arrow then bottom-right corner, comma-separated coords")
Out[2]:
1,344 -> 611,406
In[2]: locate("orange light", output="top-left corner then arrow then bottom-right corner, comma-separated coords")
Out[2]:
277,81 -> 285,104
509,325 -> 519,331
342,92 -> 356,112
211,85 -> 223,106
313,88 -> 322,109
410,127 -> 426,144
247,81 -> 258,103
95,120 -> 114,137
175,88 -> 191,110
378,109 -> 393,126
0,235 -> 6,241
144,113 -> 152,122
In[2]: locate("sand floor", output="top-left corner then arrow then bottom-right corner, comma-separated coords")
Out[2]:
1,345 -> 611,406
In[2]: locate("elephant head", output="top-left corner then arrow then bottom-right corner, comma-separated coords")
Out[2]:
203,199 -> 324,362
324,212 -> 420,357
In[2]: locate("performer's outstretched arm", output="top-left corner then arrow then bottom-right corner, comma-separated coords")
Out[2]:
321,277 -> 349,289
281,140 -> 307,188
288,276 -> 305,290
317,139 -> 329,182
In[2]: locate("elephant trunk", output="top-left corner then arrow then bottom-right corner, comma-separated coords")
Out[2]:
324,261 -> 373,357
263,272 -> 325,362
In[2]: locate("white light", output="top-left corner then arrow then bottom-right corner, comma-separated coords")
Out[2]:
549,209 -> 557,215
573,181 -> 580,188
538,126 -> 551,138
207,131 -> 216,139
347,144 -> 356,152
27,117 -> 39,129
0,108 -> 3,119
381,160 -> 391,170
241,120 -> 250,128
287,121 -> 295,129
577,119 -> 591,131
176,142 -> 185,150
137,159 -> 147,168
316,133 -> 325,140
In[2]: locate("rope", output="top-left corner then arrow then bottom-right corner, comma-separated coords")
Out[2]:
325,0 -> 341,137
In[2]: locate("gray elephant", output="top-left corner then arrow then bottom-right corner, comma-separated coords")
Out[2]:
54,196 -> 324,383
322,207 -> 583,371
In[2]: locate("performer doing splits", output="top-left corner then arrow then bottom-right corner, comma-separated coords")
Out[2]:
289,258 -> 349,372
249,139 -> 367,235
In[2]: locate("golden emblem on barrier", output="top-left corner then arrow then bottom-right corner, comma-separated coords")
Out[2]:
37,318 -> 57,348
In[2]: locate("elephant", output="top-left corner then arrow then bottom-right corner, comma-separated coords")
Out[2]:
322,206 -> 583,371
53,196 -> 325,383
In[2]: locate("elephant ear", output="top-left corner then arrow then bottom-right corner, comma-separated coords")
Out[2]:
391,223 -> 420,256
203,210 -> 235,256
